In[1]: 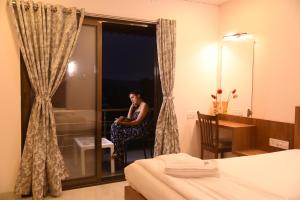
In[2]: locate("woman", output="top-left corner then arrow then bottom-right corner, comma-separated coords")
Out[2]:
110,91 -> 150,165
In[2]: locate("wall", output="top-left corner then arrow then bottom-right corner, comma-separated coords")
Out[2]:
0,0 -> 219,193
0,0 -> 21,194
220,0 -> 300,123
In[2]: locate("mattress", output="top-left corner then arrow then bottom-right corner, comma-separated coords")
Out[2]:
125,149 -> 300,200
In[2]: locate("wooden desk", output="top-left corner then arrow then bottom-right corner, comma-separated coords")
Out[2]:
217,120 -> 256,152
218,120 -> 255,129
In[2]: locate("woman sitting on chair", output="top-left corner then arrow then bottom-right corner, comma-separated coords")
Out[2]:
111,90 -> 150,164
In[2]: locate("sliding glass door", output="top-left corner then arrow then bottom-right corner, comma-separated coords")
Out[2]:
53,24 -> 98,180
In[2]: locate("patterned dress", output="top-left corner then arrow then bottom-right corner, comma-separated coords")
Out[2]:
110,110 -> 150,164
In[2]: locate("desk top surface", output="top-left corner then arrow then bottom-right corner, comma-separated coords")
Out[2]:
218,120 -> 255,128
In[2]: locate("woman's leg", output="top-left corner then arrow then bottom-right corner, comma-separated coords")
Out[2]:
110,124 -> 145,165
110,123 -> 127,164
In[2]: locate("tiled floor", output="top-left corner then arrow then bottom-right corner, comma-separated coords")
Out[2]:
0,181 -> 127,200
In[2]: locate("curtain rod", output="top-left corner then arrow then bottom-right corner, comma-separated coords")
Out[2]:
10,0 -> 157,25
85,13 -> 157,25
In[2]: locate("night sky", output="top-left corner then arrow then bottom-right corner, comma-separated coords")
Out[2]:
102,23 -> 156,109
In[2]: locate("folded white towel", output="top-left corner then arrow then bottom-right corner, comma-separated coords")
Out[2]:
161,153 -> 219,178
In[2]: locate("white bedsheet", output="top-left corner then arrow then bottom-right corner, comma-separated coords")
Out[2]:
125,149 -> 300,200
125,162 -> 186,200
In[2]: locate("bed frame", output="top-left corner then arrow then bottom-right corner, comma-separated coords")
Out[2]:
124,106 -> 300,200
294,106 -> 300,148
125,186 -> 146,200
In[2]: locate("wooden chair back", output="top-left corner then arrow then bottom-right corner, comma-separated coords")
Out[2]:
197,111 -> 219,158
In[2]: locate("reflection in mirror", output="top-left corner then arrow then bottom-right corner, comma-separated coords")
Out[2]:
220,39 -> 254,116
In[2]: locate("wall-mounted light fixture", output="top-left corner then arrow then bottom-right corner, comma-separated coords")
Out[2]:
223,32 -> 253,41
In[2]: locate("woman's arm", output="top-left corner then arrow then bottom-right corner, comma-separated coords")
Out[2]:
127,103 -> 135,119
119,102 -> 149,126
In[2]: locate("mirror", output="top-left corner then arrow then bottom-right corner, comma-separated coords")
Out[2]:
220,39 -> 254,116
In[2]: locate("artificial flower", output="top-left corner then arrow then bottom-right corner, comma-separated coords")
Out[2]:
227,89 -> 238,102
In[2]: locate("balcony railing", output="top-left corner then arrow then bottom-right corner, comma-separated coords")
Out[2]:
54,107 -> 153,147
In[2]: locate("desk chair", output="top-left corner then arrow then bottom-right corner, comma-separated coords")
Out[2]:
197,111 -> 232,159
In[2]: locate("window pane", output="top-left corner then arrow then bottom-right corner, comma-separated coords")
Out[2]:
53,25 -> 97,179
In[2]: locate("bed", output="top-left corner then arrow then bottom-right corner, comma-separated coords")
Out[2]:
125,149 -> 300,200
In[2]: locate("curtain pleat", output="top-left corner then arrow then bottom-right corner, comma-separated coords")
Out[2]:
9,0 -> 84,199
154,18 -> 180,156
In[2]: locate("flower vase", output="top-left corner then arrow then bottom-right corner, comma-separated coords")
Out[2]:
212,101 -> 223,114
222,101 -> 228,114
213,101 -> 217,114
212,101 -> 218,114
218,101 -> 222,113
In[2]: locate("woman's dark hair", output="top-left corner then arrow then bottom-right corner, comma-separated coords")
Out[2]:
129,90 -> 142,99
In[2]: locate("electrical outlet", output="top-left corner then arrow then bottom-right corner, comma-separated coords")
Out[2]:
269,138 -> 289,149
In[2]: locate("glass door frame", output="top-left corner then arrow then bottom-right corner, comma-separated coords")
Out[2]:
62,17 -> 126,190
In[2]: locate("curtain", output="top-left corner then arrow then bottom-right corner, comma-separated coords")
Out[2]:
154,19 -> 180,156
9,0 -> 84,199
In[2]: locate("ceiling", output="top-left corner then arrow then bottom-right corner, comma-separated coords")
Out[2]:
182,0 -> 230,6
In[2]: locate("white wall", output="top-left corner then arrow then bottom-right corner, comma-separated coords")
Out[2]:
220,0 -> 300,123
0,0 -> 21,194
0,0 -> 219,193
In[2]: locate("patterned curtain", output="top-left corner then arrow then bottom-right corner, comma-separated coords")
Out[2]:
9,0 -> 84,199
154,19 -> 180,156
